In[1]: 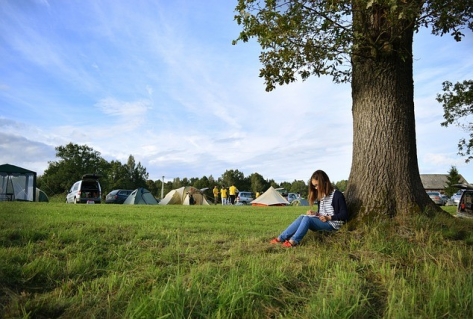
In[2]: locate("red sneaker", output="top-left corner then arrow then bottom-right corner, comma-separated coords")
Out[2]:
282,240 -> 295,248
269,238 -> 281,244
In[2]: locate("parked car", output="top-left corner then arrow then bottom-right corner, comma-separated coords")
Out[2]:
105,189 -> 133,204
236,191 -> 254,204
427,191 -> 444,205
287,193 -> 299,203
457,187 -> 473,218
66,174 -> 101,204
440,194 -> 450,205
451,190 -> 464,205
441,194 -> 454,206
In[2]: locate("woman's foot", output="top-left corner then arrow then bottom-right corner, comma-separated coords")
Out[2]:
269,238 -> 281,244
282,240 -> 296,247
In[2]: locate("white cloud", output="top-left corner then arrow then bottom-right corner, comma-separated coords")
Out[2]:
95,98 -> 150,118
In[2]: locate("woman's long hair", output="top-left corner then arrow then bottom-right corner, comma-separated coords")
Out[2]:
308,170 -> 334,204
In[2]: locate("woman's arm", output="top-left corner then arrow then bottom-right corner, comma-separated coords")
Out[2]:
330,191 -> 349,221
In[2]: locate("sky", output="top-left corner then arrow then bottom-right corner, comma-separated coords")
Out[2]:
0,0 -> 472,185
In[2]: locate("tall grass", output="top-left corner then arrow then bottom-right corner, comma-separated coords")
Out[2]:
0,202 -> 471,318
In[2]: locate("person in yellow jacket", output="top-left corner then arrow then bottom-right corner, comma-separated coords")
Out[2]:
228,184 -> 239,205
220,187 -> 228,205
213,186 -> 219,205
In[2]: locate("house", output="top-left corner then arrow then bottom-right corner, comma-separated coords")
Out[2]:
420,174 -> 469,193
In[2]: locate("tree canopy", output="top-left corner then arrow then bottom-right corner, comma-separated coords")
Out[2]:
437,80 -> 473,163
233,0 -> 472,91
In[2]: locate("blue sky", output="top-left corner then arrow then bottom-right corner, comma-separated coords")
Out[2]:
0,0 -> 472,185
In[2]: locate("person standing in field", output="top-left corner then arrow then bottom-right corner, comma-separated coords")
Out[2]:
270,170 -> 349,247
228,184 -> 239,205
213,186 -> 219,205
221,187 -> 228,205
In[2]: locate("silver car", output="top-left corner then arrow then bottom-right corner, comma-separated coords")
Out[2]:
427,191 -> 444,206
236,191 -> 254,204
451,190 -> 464,205
287,193 -> 299,203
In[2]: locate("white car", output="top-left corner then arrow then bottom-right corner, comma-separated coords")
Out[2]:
66,174 -> 102,204
451,190 -> 464,205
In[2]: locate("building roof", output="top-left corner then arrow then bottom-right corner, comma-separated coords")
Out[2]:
420,174 -> 468,190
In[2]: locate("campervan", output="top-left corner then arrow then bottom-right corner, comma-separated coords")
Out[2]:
66,174 -> 101,204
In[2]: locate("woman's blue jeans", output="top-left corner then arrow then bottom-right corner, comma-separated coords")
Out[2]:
278,215 -> 335,244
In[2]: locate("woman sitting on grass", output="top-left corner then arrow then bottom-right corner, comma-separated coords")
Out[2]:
270,170 -> 349,247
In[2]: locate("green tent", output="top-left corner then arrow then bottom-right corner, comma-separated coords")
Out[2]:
0,164 -> 37,202
36,188 -> 49,202
123,188 -> 158,205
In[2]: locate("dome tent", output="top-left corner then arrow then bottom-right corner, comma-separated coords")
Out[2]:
123,188 -> 158,205
36,188 -> 49,202
159,186 -> 210,205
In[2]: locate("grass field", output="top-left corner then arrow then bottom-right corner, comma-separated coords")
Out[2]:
0,202 -> 472,318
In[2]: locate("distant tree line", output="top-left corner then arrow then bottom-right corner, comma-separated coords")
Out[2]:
38,143 -> 466,201
38,143 -> 351,200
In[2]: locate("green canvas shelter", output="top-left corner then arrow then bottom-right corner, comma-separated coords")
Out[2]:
36,188 -> 49,202
0,164 -> 37,202
123,188 -> 158,205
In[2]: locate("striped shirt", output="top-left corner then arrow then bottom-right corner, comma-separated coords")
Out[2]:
319,190 -> 345,230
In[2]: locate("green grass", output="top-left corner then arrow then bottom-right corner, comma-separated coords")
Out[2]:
0,202 -> 471,318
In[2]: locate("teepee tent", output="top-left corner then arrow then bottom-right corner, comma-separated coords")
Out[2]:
251,186 -> 290,206
159,186 -> 210,205
123,188 -> 158,205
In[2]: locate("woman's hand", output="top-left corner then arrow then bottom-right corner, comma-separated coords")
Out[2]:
319,215 -> 331,222
306,210 -> 315,215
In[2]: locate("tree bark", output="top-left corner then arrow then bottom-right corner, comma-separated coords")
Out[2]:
346,11 -> 439,218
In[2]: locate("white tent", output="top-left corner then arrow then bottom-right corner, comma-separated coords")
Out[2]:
251,186 -> 290,206
159,186 -> 210,205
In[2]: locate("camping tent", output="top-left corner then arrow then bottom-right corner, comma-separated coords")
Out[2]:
251,186 -> 290,206
36,188 -> 49,202
159,186 -> 210,205
0,164 -> 37,202
290,198 -> 309,206
123,188 -> 158,205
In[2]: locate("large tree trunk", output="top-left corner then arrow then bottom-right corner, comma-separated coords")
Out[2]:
346,7 -> 439,218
